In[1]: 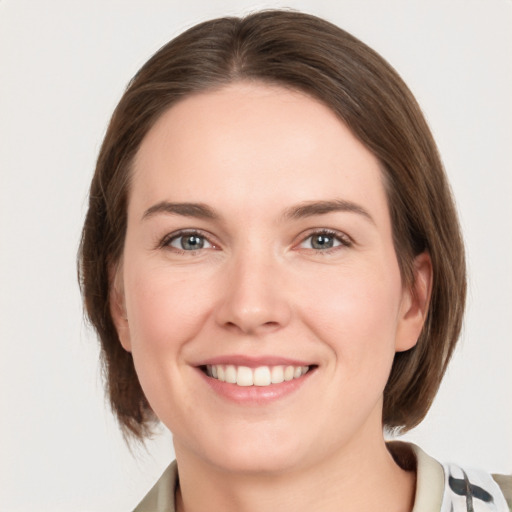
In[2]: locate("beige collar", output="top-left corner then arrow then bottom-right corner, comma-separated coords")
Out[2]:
387,441 -> 445,512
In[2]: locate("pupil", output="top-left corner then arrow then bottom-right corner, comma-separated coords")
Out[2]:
182,235 -> 204,250
312,234 -> 333,249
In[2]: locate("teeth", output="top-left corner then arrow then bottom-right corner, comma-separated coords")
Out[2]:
237,366 -> 253,387
271,366 -> 284,384
205,364 -> 310,387
284,365 -> 294,381
253,366 -> 271,386
225,365 -> 237,384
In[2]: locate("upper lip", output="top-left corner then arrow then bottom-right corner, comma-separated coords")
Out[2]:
194,355 -> 315,368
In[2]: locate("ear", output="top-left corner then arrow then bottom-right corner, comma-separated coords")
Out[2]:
109,262 -> 132,353
395,251 -> 433,352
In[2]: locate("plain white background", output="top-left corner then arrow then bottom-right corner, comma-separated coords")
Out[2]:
1,1 -> 511,510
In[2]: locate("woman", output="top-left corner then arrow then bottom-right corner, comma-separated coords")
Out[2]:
78,10 -> 511,512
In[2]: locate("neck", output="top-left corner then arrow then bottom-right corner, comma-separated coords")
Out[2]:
174,432 -> 415,512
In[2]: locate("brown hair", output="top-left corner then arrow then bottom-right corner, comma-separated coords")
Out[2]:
78,9 -> 466,440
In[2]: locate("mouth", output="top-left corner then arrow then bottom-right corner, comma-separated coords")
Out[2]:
199,364 -> 316,387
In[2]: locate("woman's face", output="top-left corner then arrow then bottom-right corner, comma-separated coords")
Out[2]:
112,82 -> 429,474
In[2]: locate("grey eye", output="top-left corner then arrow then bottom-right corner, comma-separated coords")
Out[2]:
299,232 -> 346,250
310,234 -> 335,249
169,234 -> 212,251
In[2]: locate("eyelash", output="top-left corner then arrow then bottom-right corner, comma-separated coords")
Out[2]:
158,228 -> 352,255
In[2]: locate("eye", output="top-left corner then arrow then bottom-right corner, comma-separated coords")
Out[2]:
166,232 -> 213,251
299,230 -> 351,251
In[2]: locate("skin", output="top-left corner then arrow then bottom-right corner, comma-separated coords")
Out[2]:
111,82 -> 432,512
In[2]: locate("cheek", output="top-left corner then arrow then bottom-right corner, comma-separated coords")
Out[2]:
121,261 -> 218,423
299,260 -> 403,373
123,261 -> 216,356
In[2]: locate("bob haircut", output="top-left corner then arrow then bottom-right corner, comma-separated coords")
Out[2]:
78,9 -> 466,440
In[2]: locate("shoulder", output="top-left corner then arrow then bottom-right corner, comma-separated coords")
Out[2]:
388,441 -> 511,512
442,461 -> 511,512
132,460 -> 178,512
492,474 -> 512,511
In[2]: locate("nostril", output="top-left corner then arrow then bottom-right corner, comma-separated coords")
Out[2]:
224,321 -> 242,333
222,320 -> 280,333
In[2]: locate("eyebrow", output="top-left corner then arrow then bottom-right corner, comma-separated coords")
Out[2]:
142,201 -> 219,221
142,199 -> 374,224
282,199 -> 375,224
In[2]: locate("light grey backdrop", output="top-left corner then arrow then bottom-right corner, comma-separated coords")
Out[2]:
1,1 -> 511,510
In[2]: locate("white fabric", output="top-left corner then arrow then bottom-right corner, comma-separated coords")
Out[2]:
440,462 -> 509,512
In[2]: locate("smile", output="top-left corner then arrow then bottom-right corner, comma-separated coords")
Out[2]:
203,364 -> 311,387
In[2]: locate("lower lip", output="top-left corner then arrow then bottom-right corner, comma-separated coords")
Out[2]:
197,368 -> 314,404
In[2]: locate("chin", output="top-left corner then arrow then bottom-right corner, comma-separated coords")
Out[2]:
184,426 -> 310,476
212,447 -> 304,476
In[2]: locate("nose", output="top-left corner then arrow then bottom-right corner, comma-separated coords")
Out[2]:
214,248 -> 292,336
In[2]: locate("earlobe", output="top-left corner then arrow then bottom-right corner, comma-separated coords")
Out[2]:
109,263 -> 132,353
395,252 -> 433,352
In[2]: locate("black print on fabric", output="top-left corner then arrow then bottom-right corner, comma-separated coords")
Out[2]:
449,469 -> 494,512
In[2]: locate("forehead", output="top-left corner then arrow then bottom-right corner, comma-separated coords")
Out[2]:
130,82 -> 387,222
